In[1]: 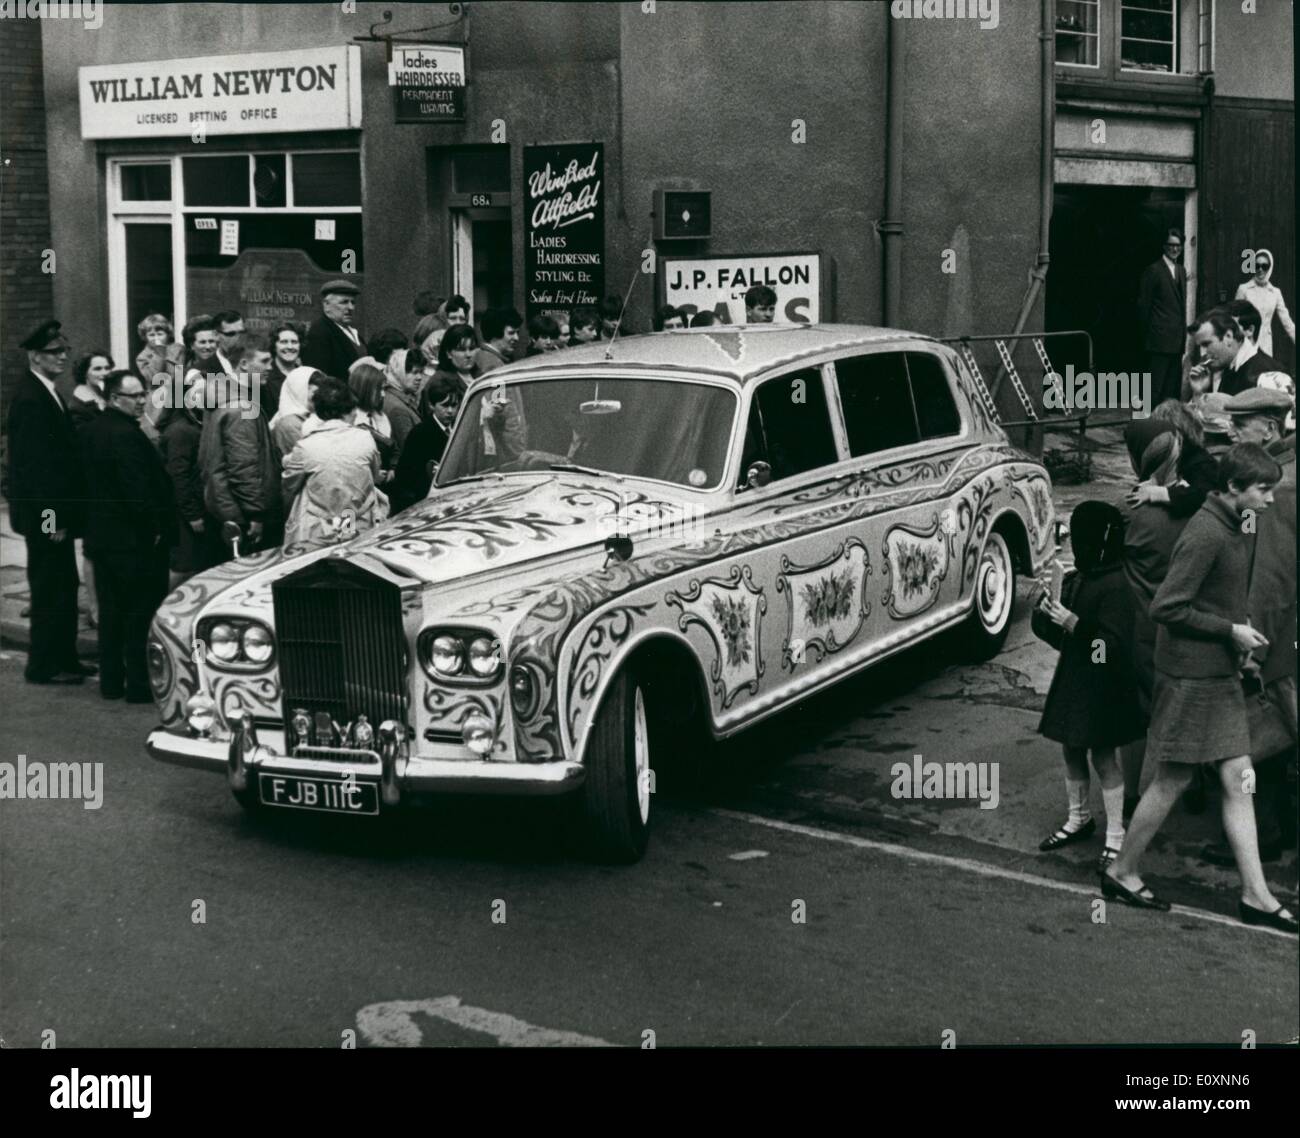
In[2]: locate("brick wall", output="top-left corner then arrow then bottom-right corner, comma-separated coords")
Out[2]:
1,17 -> 55,435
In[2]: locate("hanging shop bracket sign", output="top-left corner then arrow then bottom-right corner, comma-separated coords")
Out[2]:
78,46 -> 362,139
390,43 -> 467,124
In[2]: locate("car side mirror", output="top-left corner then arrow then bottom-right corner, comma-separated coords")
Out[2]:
604,533 -> 634,566
742,460 -> 772,492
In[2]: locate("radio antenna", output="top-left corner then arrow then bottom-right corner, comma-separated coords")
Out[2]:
604,235 -> 651,361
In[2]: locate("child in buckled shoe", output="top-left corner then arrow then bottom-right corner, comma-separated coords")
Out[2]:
1031,500 -> 1144,873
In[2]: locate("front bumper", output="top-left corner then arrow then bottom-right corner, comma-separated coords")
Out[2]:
145,727 -> 585,799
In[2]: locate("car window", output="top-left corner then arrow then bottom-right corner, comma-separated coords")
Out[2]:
907,353 -> 962,439
834,351 -> 920,456
742,367 -> 838,484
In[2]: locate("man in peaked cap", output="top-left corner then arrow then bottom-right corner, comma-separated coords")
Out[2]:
5,320 -> 96,684
301,278 -> 365,383
1202,383 -> 1297,864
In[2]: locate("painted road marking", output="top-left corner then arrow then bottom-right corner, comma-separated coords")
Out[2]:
356,996 -> 615,1047
728,849 -> 769,861
711,808 -> 1296,940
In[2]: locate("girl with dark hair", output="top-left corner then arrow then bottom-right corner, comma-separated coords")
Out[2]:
391,371 -> 463,514
1105,443 -> 1296,931
69,350 -> 113,433
1032,501 -> 1144,872
569,307 -> 600,345
417,325 -> 478,423
281,377 -> 388,547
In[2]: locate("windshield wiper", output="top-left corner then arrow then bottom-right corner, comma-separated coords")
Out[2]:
547,463 -> 615,478
437,472 -> 506,489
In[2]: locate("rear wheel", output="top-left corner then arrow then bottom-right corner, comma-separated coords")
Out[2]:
578,669 -> 651,863
961,530 -> 1016,661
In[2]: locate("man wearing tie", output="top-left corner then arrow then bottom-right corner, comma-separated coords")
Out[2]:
4,320 -> 95,685
1137,230 -> 1189,406
301,279 -> 364,380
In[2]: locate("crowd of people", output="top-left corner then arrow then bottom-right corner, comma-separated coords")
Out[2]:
5,281 -> 779,707
1033,288 -> 1296,933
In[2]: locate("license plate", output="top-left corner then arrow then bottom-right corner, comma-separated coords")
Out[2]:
258,773 -> 380,815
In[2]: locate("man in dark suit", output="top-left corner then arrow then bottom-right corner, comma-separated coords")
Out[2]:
1221,299 -> 1281,395
80,371 -> 178,701
301,279 -> 364,380
5,320 -> 94,685
1137,230 -> 1189,405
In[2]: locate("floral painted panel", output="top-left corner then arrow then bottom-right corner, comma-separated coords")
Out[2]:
776,539 -> 872,669
665,566 -> 767,710
881,517 -> 951,619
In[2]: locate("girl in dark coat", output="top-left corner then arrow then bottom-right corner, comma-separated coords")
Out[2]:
1032,500 -> 1144,872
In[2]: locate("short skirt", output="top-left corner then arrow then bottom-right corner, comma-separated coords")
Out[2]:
1145,673 -> 1251,765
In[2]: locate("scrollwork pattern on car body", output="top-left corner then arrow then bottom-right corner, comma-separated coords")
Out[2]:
1010,473 -> 1054,553
509,448 -> 1039,762
666,565 -> 767,710
776,538 -> 872,669
881,516 -> 951,619
565,601 -> 659,745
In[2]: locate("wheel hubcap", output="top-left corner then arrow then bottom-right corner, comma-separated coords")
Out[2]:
633,686 -> 650,824
977,539 -> 1012,631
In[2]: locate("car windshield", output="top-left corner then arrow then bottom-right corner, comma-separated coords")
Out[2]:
436,376 -> 738,490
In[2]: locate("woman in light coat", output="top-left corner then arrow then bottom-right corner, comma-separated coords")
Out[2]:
1235,249 -> 1295,358
281,376 -> 389,548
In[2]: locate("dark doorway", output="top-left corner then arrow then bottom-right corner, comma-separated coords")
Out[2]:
1046,186 -> 1186,376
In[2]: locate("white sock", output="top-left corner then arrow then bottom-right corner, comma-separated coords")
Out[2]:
1101,783 -> 1126,849
1065,778 -> 1091,831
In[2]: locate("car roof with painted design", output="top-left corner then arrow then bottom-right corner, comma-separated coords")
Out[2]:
491,324 -> 939,385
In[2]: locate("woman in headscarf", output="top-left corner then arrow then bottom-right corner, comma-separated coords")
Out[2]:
270,366 -> 324,462
1032,500 -> 1143,873
1235,249 -> 1294,358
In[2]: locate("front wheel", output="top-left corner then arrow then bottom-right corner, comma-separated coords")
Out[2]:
960,530 -> 1016,661
577,669 -> 652,863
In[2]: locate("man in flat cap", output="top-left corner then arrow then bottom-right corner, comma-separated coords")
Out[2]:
301,279 -> 364,382
1202,383 -> 1297,864
4,320 -> 95,685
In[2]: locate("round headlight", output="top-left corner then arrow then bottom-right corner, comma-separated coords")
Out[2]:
241,624 -> 273,664
431,634 -> 465,675
186,692 -> 217,736
208,623 -> 239,662
468,636 -> 500,678
509,666 -> 537,718
462,711 -> 496,756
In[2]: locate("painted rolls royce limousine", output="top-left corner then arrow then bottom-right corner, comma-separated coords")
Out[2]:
146,324 -> 1057,862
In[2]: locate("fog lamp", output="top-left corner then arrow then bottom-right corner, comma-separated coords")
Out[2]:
462,711 -> 497,756
186,692 -> 217,736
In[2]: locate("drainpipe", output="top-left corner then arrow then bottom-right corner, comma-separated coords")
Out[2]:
992,0 -> 1055,446
880,12 -> 905,327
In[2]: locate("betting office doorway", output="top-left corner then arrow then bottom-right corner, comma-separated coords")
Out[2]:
1046,185 -> 1191,378
450,207 -> 513,316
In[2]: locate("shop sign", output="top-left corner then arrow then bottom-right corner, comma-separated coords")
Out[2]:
390,44 -> 466,124
662,252 -> 824,323
79,46 -> 362,139
523,143 -> 605,327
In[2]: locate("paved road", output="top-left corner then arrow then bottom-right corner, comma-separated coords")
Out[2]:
1,615 -> 1296,1047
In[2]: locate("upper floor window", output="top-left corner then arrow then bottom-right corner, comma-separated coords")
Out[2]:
1057,0 -> 1193,79
1120,0 -> 1177,73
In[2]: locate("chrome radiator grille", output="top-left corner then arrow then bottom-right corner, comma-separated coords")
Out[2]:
272,559 -> 408,737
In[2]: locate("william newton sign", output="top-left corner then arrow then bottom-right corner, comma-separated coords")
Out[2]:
662,252 -> 823,323
78,46 -> 362,139
523,143 -> 605,327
